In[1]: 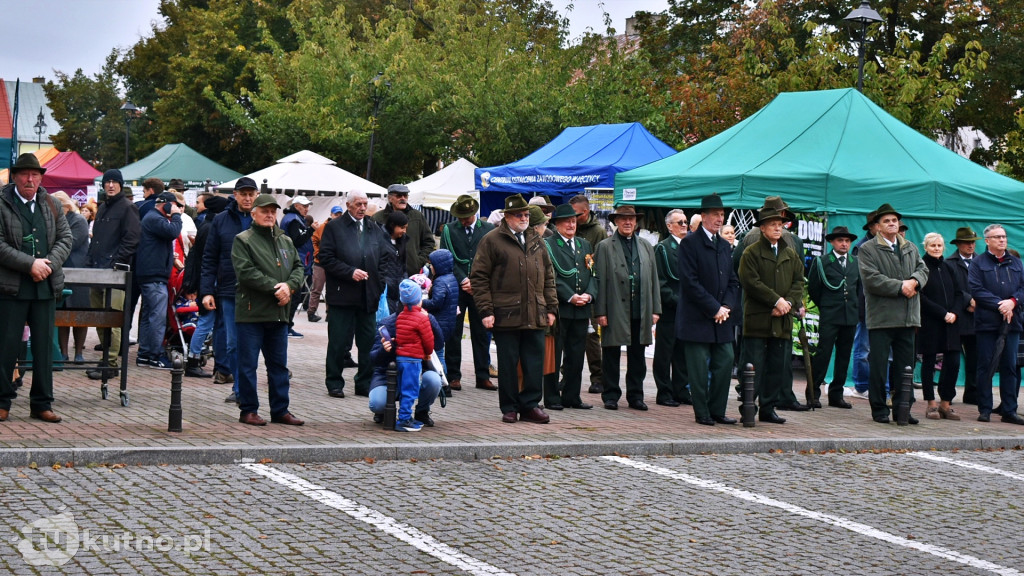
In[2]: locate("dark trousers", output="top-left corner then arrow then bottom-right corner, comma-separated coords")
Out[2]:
961,334 -> 978,402
325,306 -> 374,394
976,330 -> 1021,417
0,297 -> 56,412
653,316 -> 690,403
811,322 -> 856,401
920,350 -> 961,402
742,336 -> 790,413
868,327 -> 916,419
446,290 -> 490,382
545,317 -> 588,407
601,319 -> 647,405
585,325 -> 602,384
683,341 -> 733,420
236,321 -> 290,418
493,329 -> 544,414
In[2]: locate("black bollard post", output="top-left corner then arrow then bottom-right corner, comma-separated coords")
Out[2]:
895,365 -> 914,426
741,363 -> 757,427
383,361 -> 398,430
168,352 -> 183,433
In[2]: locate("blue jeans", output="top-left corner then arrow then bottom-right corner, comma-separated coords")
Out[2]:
216,297 -> 239,396
138,281 -> 168,359
236,321 -> 291,418
188,311 -> 215,358
368,370 -> 442,416
395,356 -> 423,423
852,321 -> 870,392
976,330 -> 1021,417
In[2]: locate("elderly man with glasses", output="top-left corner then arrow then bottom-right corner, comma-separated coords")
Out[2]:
652,209 -> 692,407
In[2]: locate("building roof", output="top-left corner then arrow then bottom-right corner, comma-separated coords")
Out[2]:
2,79 -> 59,144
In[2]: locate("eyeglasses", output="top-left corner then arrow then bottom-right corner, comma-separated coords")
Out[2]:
510,212 -> 531,219
987,235 -> 1007,240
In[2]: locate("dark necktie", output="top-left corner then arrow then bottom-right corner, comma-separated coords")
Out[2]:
466,226 -> 473,237
26,200 -> 34,213
772,245 -> 778,257
839,255 -> 846,269
515,232 -> 524,246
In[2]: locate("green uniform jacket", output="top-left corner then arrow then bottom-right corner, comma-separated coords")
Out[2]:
655,236 -> 682,313
593,234 -> 661,347
373,204 -> 434,276
231,223 -> 304,324
0,185 -> 72,297
470,222 -> 558,330
858,234 -> 928,330
440,218 -> 495,283
738,237 -> 804,339
808,251 -> 859,327
545,234 -> 597,320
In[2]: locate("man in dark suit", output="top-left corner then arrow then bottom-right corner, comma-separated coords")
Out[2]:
543,203 -> 597,411
653,209 -> 692,406
0,154 -> 73,424
439,194 -> 497,391
677,194 -> 741,426
808,226 -> 860,409
945,227 -> 981,404
319,190 -> 389,398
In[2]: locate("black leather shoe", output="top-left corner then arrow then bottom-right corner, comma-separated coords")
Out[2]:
906,415 -> 919,425
1002,413 -> 1024,425
873,415 -> 891,424
695,416 -> 715,426
776,402 -> 810,412
343,357 -> 358,368
829,399 -> 853,409
810,400 -> 823,409
565,402 -> 593,410
977,413 -> 990,422
712,415 -> 737,425
679,397 -> 693,405
545,403 -> 564,411
656,399 -> 681,407
328,389 -> 345,398
628,401 -> 649,411
603,401 -> 618,410
588,383 -> 603,394
759,410 -> 786,424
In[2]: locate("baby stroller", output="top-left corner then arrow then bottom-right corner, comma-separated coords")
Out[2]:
163,245 -> 212,367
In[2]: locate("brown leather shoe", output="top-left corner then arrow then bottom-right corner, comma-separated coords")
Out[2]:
239,412 -> 267,426
0,408 -> 8,421
476,379 -> 497,390
502,411 -> 518,423
30,410 -> 62,423
270,413 -> 305,426
520,406 -> 550,424
449,379 -> 462,391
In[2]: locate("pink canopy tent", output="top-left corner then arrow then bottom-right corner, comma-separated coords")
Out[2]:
41,151 -> 102,190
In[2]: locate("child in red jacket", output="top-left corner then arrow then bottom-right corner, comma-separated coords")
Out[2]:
394,279 -> 434,431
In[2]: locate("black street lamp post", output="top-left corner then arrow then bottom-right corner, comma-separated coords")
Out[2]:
365,72 -> 391,181
120,101 -> 139,166
33,107 -> 47,148
844,1 -> 883,92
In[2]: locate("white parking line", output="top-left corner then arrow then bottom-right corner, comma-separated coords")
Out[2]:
908,452 -> 1024,483
240,463 -> 516,576
602,456 -> 1022,576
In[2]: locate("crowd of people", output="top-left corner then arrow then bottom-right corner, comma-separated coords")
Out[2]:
1,152 -> 1022,431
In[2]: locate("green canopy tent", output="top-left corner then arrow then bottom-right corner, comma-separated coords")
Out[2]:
614,88 -> 1024,246
96,143 -> 242,189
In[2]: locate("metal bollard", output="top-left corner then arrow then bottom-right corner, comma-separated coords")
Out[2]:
740,363 -> 757,427
895,364 -> 914,426
383,361 -> 397,430
168,352 -> 184,433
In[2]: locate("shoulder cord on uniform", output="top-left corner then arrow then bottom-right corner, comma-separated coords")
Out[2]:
655,243 -> 678,281
544,240 -> 579,279
440,225 -> 472,266
814,254 -> 846,291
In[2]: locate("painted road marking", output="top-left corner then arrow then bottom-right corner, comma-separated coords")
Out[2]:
603,455 -> 1022,576
240,463 -> 516,576
908,451 -> 1024,483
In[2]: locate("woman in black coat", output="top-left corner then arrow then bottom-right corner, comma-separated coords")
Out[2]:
918,232 -> 963,420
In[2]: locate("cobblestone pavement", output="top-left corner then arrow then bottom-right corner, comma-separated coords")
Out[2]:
1,449 -> 1021,574
2,313 -> 1024,467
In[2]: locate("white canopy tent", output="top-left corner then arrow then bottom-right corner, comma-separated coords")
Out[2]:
406,158 -> 478,210
217,150 -> 387,223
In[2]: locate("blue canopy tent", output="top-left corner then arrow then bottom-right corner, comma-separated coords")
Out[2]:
475,123 -> 676,214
